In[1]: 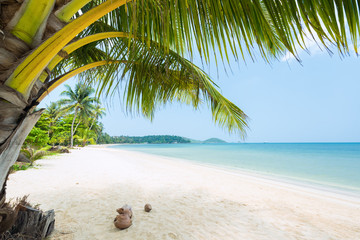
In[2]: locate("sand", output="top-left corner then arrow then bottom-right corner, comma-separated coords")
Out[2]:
6,146 -> 360,240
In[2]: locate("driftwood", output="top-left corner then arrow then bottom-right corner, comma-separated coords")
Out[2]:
10,205 -> 55,239
0,204 -> 55,240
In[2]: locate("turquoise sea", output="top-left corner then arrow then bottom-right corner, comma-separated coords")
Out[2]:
109,143 -> 360,195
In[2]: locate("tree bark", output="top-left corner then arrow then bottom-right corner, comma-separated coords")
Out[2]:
73,119 -> 81,136
88,115 -> 97,131
0,110 -> 43,189
70,107 -> 78,148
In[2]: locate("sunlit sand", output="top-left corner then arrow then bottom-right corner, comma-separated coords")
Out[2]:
6,146 -> 360,239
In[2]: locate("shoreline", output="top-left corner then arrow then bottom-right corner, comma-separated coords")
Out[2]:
7,146 -> 360,239
103,145 -> 360,204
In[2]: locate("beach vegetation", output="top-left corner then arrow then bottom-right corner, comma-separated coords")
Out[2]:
9,83 -> 105,174
22,84 -> 105,150
10,163 -> 31,173
58,83 -> 98,148
20,148 -> 48,166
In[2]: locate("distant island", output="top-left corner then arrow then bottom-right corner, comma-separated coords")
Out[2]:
185,137 -> 227,144
98,134 -> 227,144
202,138 -> 227,143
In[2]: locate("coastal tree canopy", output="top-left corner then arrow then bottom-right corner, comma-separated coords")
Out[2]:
1,0 -> 360,233
59,83 -> 98,148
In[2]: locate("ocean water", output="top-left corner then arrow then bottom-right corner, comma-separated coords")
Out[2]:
109,143 -> 360,194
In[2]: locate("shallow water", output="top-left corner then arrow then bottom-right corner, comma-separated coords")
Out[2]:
110,143 -> 360,194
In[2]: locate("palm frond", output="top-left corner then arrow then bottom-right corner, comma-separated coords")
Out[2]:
81,0 -> 360,63
20,148 -> 33,160
20,148 -> 47,163
74,38 -> 249,136
32,150 -> 47,161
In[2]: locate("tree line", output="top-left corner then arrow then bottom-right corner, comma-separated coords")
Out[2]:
24,83 -> 191,149
98,134 -> 190,144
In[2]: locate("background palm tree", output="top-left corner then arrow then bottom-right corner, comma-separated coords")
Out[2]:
77,128 -> 97,146
59,83 -> 97,148
44,102 -> 63,138
1,0 -> 360,230
88,104 -> 106,131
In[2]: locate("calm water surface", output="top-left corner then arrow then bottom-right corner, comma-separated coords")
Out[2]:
109,143 -> 360,193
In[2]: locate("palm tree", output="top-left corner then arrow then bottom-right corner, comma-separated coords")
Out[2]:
44,101 -> 63,138
20,148 -> 47,166
77,128 -> 97,146
59,84 -> 97,148
0,0 -> 359,230
45,102 -> 62,121
88,104 -> 106,131
93,122 -> 105,143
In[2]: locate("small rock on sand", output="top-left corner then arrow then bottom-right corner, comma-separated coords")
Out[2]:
144,204 -> 152,212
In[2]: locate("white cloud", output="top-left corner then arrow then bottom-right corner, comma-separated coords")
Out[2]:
281,28 -> 325,62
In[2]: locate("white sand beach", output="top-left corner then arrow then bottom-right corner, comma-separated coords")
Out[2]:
6,146 -> 360,240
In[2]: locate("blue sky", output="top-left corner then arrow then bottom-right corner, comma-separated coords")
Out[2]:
40,46 -> 360,143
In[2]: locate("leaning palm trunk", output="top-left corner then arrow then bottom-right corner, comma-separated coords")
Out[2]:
1,0 -> 360,233
88,120 -> 95,131
0,109 -> 43,231
0,95 -> 44,189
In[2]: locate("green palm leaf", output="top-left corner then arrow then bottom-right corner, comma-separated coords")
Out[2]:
73,37 -> 250,135
80,0 -> 360,61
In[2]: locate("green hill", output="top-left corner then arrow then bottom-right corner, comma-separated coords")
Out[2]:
202,138 -> 227,143
184,137 -> 227,143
